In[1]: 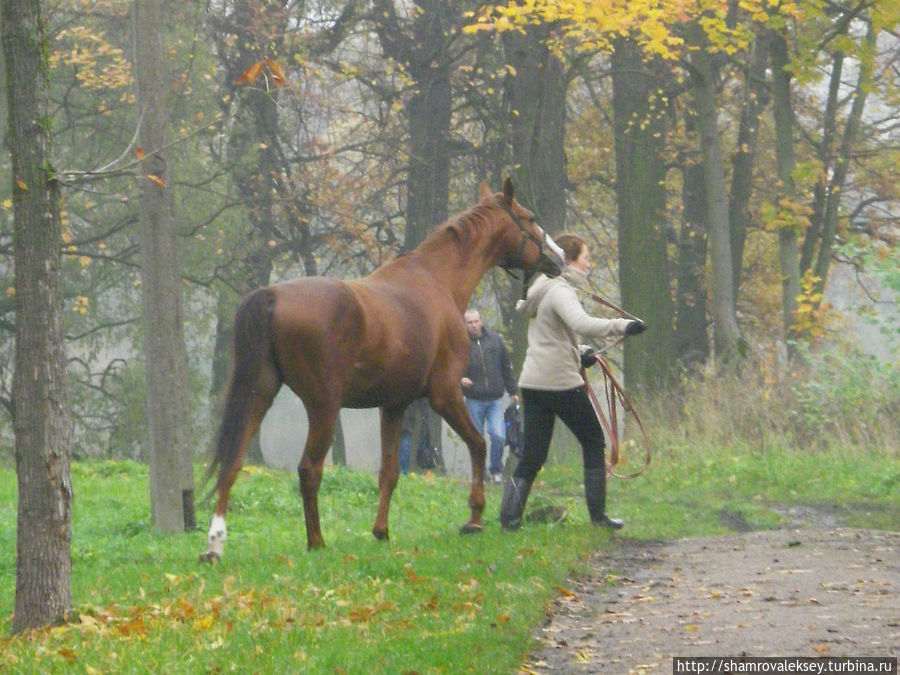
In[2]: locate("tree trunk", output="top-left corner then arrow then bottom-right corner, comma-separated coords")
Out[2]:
134,0 -> 194,533
801,50 -> 843,276
502,25 -> 569,369
405,68 -> 451,248
729,37 -> 769,296
3,0 -> 74,633
502,25 -> 568,233
690,40 -> 743,362
770,30 -> 801,346
611,38 -> 675,388
403,65 -> 451,247
674,140 -> 710,369
812,25 -> 874,298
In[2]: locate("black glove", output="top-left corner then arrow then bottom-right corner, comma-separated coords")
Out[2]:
625,320 -> 647,336
580,348 -> 599,369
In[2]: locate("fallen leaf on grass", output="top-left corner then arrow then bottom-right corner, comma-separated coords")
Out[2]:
554,585 -> 577,598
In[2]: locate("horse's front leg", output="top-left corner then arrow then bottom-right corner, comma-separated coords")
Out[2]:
430,389 -> 487,534
298,405 -> 339,550
372,406 -> 404,541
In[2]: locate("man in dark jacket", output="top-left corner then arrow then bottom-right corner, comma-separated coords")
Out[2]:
461,310 -> 519,484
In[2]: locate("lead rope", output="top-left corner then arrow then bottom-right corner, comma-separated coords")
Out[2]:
581,290 -> 651,479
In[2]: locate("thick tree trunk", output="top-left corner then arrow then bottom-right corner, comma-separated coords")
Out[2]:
501,25 -> 569,369
134,0 -> 194,533
502,26 -> 568,233
3,0 -> 73,633
405,65 -> 451,249
611,38 -> 675,388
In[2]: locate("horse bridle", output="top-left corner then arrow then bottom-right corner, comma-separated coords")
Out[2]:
498,201 -> 554,275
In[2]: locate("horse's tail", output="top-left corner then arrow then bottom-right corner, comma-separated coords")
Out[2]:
206,287 -> 278,494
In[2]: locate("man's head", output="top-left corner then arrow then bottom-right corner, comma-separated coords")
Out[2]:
464,310 -> 483,338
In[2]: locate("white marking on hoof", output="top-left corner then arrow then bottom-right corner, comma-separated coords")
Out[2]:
206,515 -> 227,558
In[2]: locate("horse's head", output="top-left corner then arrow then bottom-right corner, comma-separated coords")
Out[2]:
478,178 -> 565,278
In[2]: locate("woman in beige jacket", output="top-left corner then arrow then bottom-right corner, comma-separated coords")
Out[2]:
500,234 -> 646,531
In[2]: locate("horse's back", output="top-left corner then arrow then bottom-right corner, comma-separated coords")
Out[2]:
266,272 -> 454,409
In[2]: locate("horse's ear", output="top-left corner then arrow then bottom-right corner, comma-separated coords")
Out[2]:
477,180 -> 493,201
502,176 -> 515,205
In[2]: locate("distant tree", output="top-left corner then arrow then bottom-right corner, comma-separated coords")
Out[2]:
373,0 -> 461,249
769,28 -> 801,349
205,0 -> 361,466
685,21 -> 743,362
2,0 -> 73,632
372,0 -> 480,457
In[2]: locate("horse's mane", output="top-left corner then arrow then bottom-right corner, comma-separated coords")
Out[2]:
415,202 -> 497,257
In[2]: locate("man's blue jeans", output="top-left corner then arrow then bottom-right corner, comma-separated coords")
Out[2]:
465,398 -> 506,476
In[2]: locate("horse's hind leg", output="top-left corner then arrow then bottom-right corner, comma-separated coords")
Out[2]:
430,389 -> 487,534
298,404 -> 339,550
202,383 -> 278,562
372,406 -> 404,541
201,288 -> 280,562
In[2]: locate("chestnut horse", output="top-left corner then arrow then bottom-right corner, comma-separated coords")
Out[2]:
201,178 -> 564,561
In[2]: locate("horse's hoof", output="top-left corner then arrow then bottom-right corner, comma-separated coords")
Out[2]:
199,551 -> 220,564
372,527 -> 389,541
459,522 -> 484,535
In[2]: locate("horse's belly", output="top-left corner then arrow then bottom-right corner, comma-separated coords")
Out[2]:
341,366 -> 425,409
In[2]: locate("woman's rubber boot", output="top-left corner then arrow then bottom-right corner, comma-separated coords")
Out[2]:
499,476 -> 533,531
584,467 -> 623,529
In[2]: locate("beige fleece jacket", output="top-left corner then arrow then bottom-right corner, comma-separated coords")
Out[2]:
516,266 -> 631,391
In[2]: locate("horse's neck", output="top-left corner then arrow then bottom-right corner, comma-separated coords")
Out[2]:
415,230 -> 498,311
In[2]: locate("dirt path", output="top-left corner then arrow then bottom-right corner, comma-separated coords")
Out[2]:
524,516 -> 900,674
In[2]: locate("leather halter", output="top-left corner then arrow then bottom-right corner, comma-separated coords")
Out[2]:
498,201 -> 550,274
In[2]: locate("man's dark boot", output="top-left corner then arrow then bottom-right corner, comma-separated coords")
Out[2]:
499,476 -> 533,531
584,467 -> 623,529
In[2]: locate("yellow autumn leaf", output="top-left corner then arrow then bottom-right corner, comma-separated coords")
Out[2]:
194,614 -> 215,631
147,174 -> 166,188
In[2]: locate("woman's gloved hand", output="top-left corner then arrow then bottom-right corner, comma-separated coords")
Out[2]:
625,320 -> 647,336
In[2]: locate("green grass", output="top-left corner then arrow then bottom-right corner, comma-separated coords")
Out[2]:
1,442 -> 899,673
